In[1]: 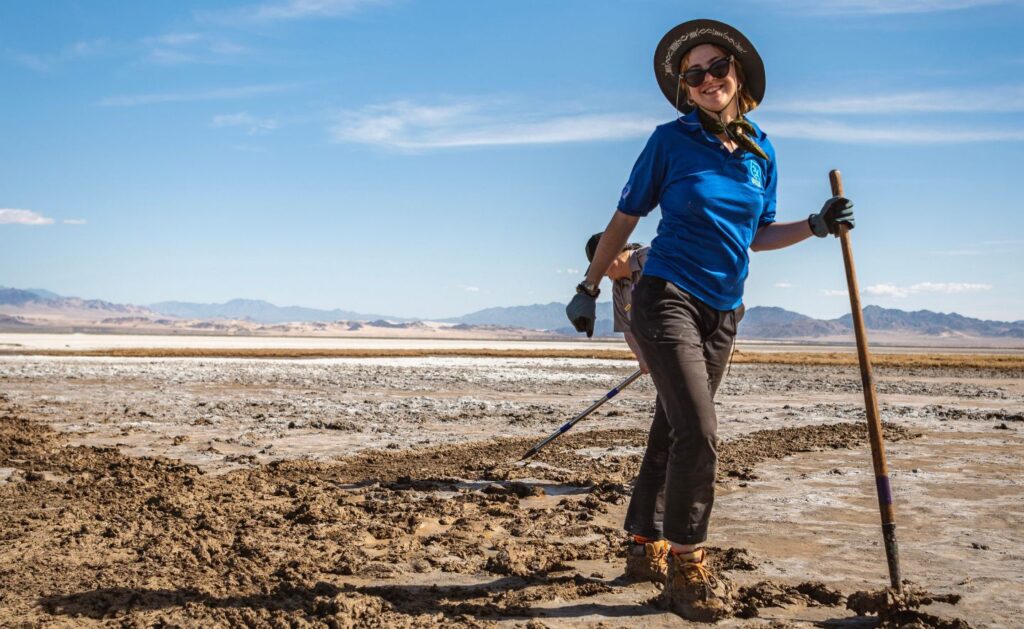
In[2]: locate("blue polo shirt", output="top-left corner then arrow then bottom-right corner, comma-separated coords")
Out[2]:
617,110 -> 777,311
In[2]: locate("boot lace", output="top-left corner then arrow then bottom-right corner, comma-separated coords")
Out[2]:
647,540 -> 670,561
679,550 -> 721,595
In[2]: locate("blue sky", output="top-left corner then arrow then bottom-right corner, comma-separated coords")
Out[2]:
2,0 -> 1022,321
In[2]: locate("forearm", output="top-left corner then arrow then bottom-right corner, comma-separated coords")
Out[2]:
584,211 -> 641,286
750,219 -> 814,251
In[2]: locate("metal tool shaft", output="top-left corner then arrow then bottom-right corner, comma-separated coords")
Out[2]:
520,369 -> 642,462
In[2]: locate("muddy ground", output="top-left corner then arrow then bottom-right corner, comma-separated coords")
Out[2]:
1,356 -> 1022,627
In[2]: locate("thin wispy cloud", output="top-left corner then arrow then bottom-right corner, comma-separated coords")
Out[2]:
863,282 -> 993,298
980,239 -> 1024,246
931,239 -> 1020,256
141,32 -> 249,65
212,112 -> 279,134
98,84 -> 296,107
0,209 -> 55,226
199,0 -> 391,24
929,249 -> 984,256
231,144 -> 272,154
330,100 -> 657,150
774,282 -> 795,288
332,96 -> 1024,149
7,39 -> 109,73
778,0 -> 1009,15
770,85 -> 1024,114
63,219 -> 88,225
764,118 -> 1024,144
556,268 -> 582,275
458,285 -> 480,293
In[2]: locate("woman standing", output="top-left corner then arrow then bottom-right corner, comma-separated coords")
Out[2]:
566,19 -> 854,622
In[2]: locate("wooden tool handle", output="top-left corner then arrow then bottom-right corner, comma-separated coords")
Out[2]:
830,169 -> 902,592
829,170 -> 844,198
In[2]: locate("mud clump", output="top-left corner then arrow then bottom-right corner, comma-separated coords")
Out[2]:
483,481 -> 545,498
705,546 -> 759,572
734,580 -> 846,617
847,584 -> 969,628
358,574 -> 613,621
795,581 -> 846,606
485,546 -> 574,577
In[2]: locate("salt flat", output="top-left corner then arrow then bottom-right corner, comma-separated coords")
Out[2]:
0,332 -> 627,352
4,331 -> 1024,355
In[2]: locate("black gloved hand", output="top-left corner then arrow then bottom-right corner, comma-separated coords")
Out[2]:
566,293 -> 596,338
809,196 -> 855,237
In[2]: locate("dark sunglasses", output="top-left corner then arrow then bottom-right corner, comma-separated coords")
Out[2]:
681,56 -> 733,88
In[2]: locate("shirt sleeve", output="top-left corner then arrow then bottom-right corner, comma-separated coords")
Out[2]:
612,281 -> 630,332
758,141 -> 778,228
632,246 -> 650,273
615,247 -> 649,332
617,130 -> 667,217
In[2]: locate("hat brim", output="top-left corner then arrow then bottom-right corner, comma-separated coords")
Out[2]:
654,19 -> 765,114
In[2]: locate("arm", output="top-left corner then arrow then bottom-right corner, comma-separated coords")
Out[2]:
584,211 -> 641,287
749,219 -> 814,251
750,198 -> 856,252
566,211 -> 641,338
568,130 -> 661,337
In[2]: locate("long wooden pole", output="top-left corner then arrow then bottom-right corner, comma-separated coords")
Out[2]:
830,169 -> 903,592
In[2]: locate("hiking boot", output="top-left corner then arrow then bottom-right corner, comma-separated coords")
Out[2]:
624,537 -> 670,583
663,548 -> 732,622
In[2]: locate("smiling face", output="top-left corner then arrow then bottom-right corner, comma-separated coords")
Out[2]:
682,44 -> 738,115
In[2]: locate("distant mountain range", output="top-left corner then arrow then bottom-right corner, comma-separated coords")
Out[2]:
738,305 -> 1024,339
440,302 -> 617,334
0,287 -> 154,316
836,308 -> 1024,337
2,286 -> 1023,340
447,302 -> 1024,339
148,298 -> 409,324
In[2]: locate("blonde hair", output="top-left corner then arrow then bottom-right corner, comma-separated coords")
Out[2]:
681,46 -> 758,115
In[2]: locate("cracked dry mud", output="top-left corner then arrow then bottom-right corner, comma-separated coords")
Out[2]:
2,356 -> 1021,627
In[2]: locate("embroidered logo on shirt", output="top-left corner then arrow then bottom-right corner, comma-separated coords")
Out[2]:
747,162 -> 763,189
620,184 -> 631,200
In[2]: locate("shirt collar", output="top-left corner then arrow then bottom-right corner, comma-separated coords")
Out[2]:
675,108 -> 718,146
676,108 -> 704,135
676,108 -> 767,147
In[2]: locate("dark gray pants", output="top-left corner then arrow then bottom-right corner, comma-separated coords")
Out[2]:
624,276 -> 743,545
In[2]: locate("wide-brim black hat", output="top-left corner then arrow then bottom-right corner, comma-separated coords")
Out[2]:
654,19 -> 765,114
585,233 -> 603,263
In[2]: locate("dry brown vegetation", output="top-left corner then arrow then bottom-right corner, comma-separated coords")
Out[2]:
730,350 -> 1024,371
2,346 -> 1022,371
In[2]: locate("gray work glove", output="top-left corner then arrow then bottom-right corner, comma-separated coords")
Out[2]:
565,293 -> 596,338
809,196 -> 855,237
